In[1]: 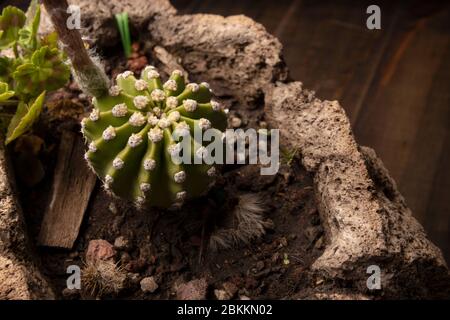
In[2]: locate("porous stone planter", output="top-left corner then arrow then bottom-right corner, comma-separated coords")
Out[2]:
1,0 -> 448,299
0,141 -> 54,299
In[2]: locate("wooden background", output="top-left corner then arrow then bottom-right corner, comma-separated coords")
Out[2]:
3,0 -> 449,261
172,0 -> 450,262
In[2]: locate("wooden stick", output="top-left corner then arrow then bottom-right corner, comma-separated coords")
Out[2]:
38,131 -> 97,248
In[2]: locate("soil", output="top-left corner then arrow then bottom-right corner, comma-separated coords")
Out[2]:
12,43 -> 325,300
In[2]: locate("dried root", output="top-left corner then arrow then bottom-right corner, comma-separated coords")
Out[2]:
209,193 -> 273,251
81,259 -> 126,298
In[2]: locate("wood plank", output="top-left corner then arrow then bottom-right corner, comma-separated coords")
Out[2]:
272,0 -> 400,123
354,5 -> 450,220
38,131 -> 97,248
173,0 -> 399,124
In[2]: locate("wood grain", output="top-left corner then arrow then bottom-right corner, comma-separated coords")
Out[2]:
354,4 -> 450,222
38,131 -> 97,248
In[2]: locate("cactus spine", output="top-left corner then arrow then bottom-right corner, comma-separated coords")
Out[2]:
82,66 -> 227,208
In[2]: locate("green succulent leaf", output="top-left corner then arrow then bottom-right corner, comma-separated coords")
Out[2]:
40,31 -> 59,50
0,6 -> 26,49
115,12 -> 132,58
12,46 -> 70,97
0,81 -> 14,102
0,56 -> 14,83
6,90 -> 45,145
18,1 -> 41,52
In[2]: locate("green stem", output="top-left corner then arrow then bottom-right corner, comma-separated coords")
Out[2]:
123,13 -> 131,58
115,13 -> 132,58
13,42 -> 19,58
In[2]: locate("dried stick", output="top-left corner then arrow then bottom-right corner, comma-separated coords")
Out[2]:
41,0 -> 109,97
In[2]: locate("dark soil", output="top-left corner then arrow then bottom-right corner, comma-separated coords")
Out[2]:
13,43 -> 325,300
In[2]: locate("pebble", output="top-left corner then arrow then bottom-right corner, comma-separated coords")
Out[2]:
85,239 -> 116,263
140,277 -> 159,293
214,289 -> 231,300
176,278 -> 208,300
114,236 -> 130,250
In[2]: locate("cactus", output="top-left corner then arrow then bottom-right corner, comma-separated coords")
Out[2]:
81,67 -> 228,208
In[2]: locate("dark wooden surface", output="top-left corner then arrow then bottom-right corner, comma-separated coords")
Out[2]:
172,0 -> 450,261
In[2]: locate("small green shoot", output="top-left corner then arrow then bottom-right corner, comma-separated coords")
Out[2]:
281,147 -> 298,167
115,12 -> 131,58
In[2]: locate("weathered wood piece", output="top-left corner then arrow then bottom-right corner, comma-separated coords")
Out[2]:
38,131 -> 97,248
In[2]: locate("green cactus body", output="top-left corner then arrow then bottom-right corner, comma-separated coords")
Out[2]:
81,66 -> 227,208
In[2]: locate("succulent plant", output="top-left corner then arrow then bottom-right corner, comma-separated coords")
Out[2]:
81,67 -> 228,208
0,2 -> 70,144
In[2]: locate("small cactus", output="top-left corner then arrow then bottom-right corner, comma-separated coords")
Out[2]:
81,66 -> 227,208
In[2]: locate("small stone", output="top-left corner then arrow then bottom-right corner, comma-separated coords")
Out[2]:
176,278 -> 208,300
114,236 -> 130,250
223,282 -> 238,297
85,239 -> 116,263
140,277 -> 159,293
214,289 -> 231,300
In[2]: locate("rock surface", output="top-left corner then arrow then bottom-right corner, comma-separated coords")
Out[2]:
0,141 -> 54,299
40,0 -> 176,48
